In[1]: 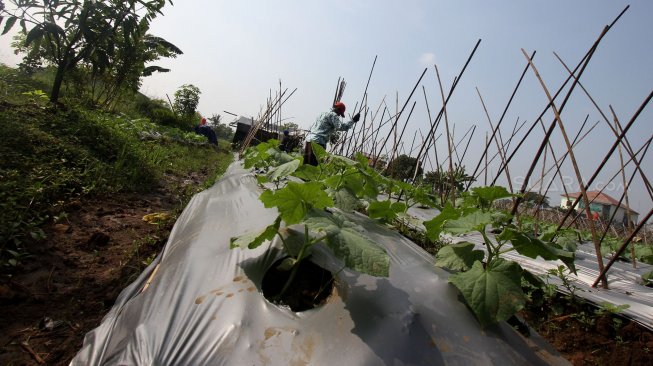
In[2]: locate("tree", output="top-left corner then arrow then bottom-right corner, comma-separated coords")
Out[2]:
208,113 -> 234,140
385,154 -> 423,181
424,164 -> 475,204
523,191 -> 550,208
0,0 -> 174,103
280,121 -> 299,132
173,84 -> 201,117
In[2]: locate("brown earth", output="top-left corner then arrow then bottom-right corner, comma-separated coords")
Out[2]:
521,299 -> 653,365
0,171 -> 207,366
1,170 -> 652,365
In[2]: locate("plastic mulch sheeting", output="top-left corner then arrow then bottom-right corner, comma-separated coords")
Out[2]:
71,162 -> 568,365
406,206 -> 653,332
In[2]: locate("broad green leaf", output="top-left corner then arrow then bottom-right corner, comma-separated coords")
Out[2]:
331,155 -> 357,166
423,203 -> 461,241
260,182 -> 333,225
230,216 -> 281,249
330,187 -> 362,211
267,159 -> 300,181
270,150 -> 295,164
471,186 -> 514,206
497,227 -> 576,274
354,152 -> 369,167
329,225 -> 390,277
391,201 -> 407,213
410,186 -> 438,208
311,142 -> 327,163
305,211 -> 389,277
361,173 -> 381,199
521,269 -> 545,288
499,228 -> 576,274
24,24 -> 45,46
449,259 -> 526,327
368,200 -> 398,222
435,242 -> 485,271
443,211 -> 493,235
293,164 -> 320,181
2,17 -> 17,35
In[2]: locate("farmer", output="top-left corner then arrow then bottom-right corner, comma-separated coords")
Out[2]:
194,117 -> 218,145
280,130 -> 292,152
303,102 -> 360,165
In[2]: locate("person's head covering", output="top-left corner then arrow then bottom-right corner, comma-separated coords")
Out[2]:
283,130 -> 289,135
333,102 -> 346,117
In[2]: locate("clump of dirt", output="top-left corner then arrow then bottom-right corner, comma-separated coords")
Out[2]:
0,179 -> 197,365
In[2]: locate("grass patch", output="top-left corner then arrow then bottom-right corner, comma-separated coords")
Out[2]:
0,66 -> 233,268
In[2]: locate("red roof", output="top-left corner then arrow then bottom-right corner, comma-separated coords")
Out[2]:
562,191 -> 639,214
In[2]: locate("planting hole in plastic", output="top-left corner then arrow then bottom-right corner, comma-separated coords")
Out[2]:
261,257 -> 334,312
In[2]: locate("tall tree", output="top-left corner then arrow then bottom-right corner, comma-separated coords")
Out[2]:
173,84 -> 201,117
385,154 -> 423,181
0,0 -> 174,103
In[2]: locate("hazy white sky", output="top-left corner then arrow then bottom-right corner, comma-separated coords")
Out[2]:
2,0 -> 652,218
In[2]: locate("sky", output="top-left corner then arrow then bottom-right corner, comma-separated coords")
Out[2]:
1,0 -> 652,220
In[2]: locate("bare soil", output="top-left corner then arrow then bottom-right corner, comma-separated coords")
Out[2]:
521,298 -> 653,365
1,169 -> 652,365
0,172 -> 206,366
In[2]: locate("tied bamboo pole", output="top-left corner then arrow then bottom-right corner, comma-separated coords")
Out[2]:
507,22 -> 613,212
595,136 -> 653,268
494,6 -> 629,186
556,89 -> 653,231
520,48 -> 608,288
474,118 -> 528,183
477,88 -> 514,194
592,207 -> 653,288
435,63 -> 456,204
413,39 -> 482,181
373,68 -> 428,167
554,52 -> 653,199
468,50 -> 536,190
564,136 -> 653,231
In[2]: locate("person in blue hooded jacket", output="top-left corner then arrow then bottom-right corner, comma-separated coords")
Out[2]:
303,102 -> 360,165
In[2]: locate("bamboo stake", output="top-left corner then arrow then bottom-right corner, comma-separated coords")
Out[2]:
484,132 -> 488,185
386,101 -> 417,169
477,87 -> 514,194
373,68 -> 428,166
413,39 -> 482,180
565,136 -> 653,230
435,63 -> 456,204
459,125 -> 476,167
592,207 -> 653,288
468,50 -> 536,189
614,115 -> 636,267
529,116 -> 592,221
554,52 -> 653,198
494,6 -> 630,184
475,118 -> 528,183
526,118 -> 597,192
520,48 -> 608,288
557,89 -> 653,230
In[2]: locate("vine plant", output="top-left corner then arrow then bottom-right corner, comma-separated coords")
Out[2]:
424,186 -> 576,327
232,140 -> 576,327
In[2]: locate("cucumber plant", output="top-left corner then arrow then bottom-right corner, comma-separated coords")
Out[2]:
233,140 -> 577,327
231,142 -> 391,301
424,186 -> 577,327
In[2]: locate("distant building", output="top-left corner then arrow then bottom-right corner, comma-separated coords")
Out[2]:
560,191 -> 639,225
